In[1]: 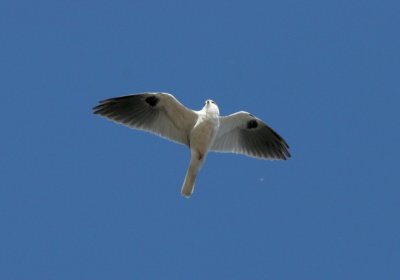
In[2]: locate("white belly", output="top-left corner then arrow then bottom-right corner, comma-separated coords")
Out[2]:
190,117 -> 219,155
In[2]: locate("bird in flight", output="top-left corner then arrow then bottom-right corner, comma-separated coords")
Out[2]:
93,92 -> 290,198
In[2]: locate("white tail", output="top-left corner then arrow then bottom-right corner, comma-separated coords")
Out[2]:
181,170 -> 197,198
181,153 -> 204,198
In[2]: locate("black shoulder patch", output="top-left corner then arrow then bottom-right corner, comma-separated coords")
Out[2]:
247,119 -> 258,129
145,95 -> 159,107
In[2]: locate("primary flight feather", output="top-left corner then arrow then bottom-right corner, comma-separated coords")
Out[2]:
93,92 -> 290,197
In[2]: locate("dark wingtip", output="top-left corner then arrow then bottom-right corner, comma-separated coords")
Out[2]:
92,104 -> 100,113
92,96 -> 130,115
92,102 -> 108,115
92,104 -> 101,115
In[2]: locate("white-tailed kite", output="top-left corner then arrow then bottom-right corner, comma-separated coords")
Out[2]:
93,92 -> 290,198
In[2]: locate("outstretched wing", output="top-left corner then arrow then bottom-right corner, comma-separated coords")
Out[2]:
93,92 -> 198,146
211,111 -> 290,160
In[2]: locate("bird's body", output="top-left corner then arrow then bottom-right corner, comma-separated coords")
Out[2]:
182,100 -> 220,196
93,92 -> 290,198
191,100 -> 220,158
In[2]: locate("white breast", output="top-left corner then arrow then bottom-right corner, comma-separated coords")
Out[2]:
189,111 -> 220,155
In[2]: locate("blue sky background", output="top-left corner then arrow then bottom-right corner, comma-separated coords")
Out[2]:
1,0 -> 399,279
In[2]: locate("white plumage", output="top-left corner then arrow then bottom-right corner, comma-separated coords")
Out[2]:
93,92 -> 290,198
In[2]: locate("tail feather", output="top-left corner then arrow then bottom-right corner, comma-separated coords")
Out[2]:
181,153 -> 203,198
181,171 -> 197,198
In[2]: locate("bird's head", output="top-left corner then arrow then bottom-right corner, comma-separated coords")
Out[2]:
203,99 -> 219,116
205,99 -> 216,105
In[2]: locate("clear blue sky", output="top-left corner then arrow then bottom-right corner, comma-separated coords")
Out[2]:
1,0 -> 399,279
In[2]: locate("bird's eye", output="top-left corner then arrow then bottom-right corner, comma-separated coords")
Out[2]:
211,101 -> 215,104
